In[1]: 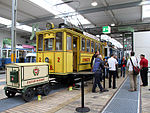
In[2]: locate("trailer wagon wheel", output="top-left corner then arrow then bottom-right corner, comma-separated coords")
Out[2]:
5,90 -> 16,98
22,88 -> 35,102
42,84 -> 50,96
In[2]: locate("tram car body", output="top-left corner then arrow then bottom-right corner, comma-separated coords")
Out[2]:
4,63 -> 49,101
36,28 -> 105,76
0,46 -> 35,68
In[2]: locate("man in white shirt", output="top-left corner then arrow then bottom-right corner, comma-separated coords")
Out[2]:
108,54 -> 118,89
127,51 -> 138,92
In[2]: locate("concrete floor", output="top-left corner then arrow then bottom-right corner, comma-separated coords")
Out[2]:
0,73 -> 149,113
1,76 -> 125,113
141,75 -> 150,113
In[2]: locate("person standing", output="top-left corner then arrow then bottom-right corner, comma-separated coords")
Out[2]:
103,58 -> 109,78
140,54 -> 148,86
108,54 -> 118,89
120,56 -> 127,77
115,55 -> 119,78
92,55 -> 108,93
127,51 -> 138,91
91,51 -> 99,68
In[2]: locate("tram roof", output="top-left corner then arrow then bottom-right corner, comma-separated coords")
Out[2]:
36,28 -> 100,42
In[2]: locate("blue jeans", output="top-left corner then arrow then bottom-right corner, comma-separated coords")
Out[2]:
121,67 -> 126,77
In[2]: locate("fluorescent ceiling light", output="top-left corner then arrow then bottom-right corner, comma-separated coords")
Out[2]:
0,17 -> 12,26
16,24 -> 32,32
140,0 -> 150,5
142,4 -> 150,18
29,0 -> 91,26
111,23 -> 115,26
96,35 -> 100,37
0,17 -> 32,32
91,1 -> 98,6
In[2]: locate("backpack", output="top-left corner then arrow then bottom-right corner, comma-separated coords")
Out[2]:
130,58 -> 140,76
92,58 -> 103,73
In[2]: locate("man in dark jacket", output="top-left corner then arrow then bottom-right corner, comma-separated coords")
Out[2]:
92,55 -> 108,93
91,51 -> 99,68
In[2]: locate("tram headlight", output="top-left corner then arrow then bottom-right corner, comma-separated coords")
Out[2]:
45,57 -> 49,63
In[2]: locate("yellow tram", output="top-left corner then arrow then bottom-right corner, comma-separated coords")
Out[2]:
36,27 -> 105,76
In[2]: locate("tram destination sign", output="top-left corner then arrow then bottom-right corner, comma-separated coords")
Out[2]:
103,26 -> 111,34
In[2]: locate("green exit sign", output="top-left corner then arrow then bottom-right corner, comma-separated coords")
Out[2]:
103,26 -> 111,33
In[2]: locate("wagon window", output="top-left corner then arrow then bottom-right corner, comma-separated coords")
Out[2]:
95,42 -> 98,52
56,32 -> 63,50
91,41 -> 94,52
67,35 -> 72,50
87,39 -> 90,52
81,38 -> 85,51
2,50 -> 7,58
38,34 -> 43,51
45,38 -> 54,51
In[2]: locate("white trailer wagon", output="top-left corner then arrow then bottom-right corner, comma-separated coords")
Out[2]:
4,63 -> 50,101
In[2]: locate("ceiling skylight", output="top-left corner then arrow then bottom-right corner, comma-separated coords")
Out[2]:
142,5 -> 150,18
28,0 -> 91,26
0,17 -> 12,26
0,17 -> 32,32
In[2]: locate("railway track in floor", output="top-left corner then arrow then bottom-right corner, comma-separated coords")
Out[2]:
0,82 -> 67,112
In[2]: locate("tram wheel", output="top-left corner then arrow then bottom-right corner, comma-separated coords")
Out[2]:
5,90 -> 16,98
22,88 -> 35,102
42,84 -> 50,96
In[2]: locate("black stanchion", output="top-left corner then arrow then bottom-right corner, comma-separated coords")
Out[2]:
103,68 -> 106,89
76,75 -> 90,112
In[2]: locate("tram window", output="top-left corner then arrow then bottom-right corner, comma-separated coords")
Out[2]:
38,34 -> 43,51
8,50 -> 11,58
45,38 -> 54,50
73,37 -> 77,48
2,50 -> 7,58
95,42 -> 97,52
19,50 -> 24,57
91,41 -> 94,52
56,32 -> 62,50
26,56 -> 30,62
98,44 -> 100,53
87,39 -> 90,52
17,51 -> 19,58
32,56 -> 36,62
81,38 -> 85,51
67,35 -> 72,50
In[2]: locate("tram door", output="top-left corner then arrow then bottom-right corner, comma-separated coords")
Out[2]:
73,36 -> 78,71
